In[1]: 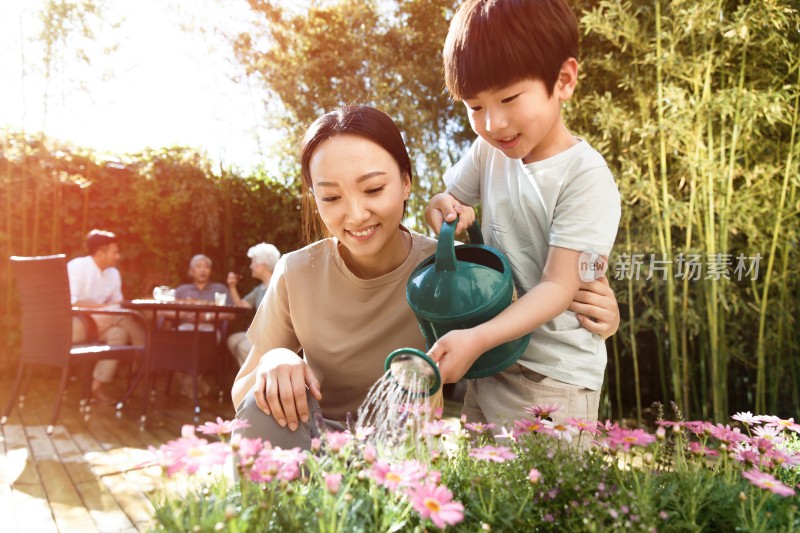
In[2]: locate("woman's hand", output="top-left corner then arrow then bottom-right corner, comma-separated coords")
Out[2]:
569,277 -> 620,340
252,348 -> 322,431
226,272 -> 241,289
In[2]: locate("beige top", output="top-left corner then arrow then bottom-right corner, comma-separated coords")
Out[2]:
246,229 -> 438,422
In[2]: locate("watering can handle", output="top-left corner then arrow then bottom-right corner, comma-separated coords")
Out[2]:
467,222 -> 484,245
435,220 -> 485,272
435,219 -> 458,272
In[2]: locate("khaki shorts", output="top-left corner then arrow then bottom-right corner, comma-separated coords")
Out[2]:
462,363 -> 600,431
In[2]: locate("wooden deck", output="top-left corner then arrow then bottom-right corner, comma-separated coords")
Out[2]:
0,369 -> 237,533
0,370 -> 466,532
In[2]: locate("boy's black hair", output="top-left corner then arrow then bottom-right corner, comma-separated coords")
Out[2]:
444,0 -> 579,100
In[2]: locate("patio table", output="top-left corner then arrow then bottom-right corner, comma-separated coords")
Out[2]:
121,299 -> 251,419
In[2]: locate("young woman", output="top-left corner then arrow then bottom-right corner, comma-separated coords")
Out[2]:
232,106 -> 619,449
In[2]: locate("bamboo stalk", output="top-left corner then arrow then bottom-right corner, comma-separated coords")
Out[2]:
713,23 -> 750,420
755,63 -> 800,412
611,326 -> 622,420
654,0 -> 681,411
625,223 -> 642,426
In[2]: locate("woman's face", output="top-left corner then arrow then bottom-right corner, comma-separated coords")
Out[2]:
309,133 -> 411,276
249,259 -> 271,282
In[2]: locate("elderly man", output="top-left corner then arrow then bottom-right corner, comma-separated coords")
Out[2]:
173,254 -> 232,396
68,229 -> 145,403
175,254 -> 231,303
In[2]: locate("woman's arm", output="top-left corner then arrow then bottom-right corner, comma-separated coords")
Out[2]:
227,272 -> 252,309
232,346 -> 321,432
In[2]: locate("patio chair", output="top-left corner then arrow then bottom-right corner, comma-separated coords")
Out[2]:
1,254 -> 150,434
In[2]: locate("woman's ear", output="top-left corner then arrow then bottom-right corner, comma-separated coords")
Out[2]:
402,173 -> 411,200
556,57 -> 578,100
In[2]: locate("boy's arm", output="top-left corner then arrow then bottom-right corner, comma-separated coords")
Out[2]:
428,245 -> 582,384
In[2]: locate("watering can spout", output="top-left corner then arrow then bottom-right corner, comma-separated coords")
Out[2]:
384,348 -> 441,396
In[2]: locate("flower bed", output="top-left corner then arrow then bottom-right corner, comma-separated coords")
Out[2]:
147,405 -> 799,532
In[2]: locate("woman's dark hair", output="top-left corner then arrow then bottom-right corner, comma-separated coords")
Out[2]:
299,105 -> 414,244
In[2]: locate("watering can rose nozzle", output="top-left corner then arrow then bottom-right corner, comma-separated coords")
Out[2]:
384,348 -> 441,397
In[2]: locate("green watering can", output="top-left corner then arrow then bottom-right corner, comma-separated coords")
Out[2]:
405,218 -> 531,380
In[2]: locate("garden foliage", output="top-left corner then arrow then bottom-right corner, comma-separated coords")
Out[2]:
148,404 -> 800,532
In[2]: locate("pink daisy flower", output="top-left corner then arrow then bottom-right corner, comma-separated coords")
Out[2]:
234,436 -> 266,462
566,417 -> 600,436
528,468 -> 542,484
469,445 -> 517,463
684,421 -> 712,436
708,423 -> 748,445
325,431 -> 352,452
688,441 -> 719,458
465,421 -> 496,434
423,419 -> 454,437
544,420 -> 580,443
249,446 -> 306,483
732,411 -> 760,426
407,482 -> 465,529
766,417 -> 800,434
513,417 -> 554,438
348,426 -> 375,441
524,403 -> 562,419
731,445 -> 762,468
495,426 -> 517,442
606,428 -> 656,451
753,425 -> 783,443
325,473 -> 342,494
371,460 -> 426,491
767,448 -> 800,469
741,469 -> 795,497
156,425 -> 230,476
597,419 -> 620,433
363,443 -> 378,464
196,417 -> 250,437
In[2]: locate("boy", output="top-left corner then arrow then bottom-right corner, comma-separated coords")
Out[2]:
425,0 -> 621,427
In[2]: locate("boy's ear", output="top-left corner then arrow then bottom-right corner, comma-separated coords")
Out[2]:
555,58 -> 578,100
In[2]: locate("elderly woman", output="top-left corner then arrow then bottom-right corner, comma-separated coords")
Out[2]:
226,243 -> 282,366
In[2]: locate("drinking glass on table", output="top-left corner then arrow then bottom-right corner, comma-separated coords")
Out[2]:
214,292 -> 227,306
153,285 -> 176,302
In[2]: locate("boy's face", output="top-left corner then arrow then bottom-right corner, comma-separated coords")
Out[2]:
462,60 -> 578,164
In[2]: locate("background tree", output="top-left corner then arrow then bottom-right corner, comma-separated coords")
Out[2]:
231,0 -> 469,230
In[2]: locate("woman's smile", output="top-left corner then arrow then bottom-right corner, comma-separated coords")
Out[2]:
348,225 -> 378,239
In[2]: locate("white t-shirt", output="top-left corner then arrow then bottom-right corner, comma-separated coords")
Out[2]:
445,137 -> 621,390
66,255 -> 123,306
